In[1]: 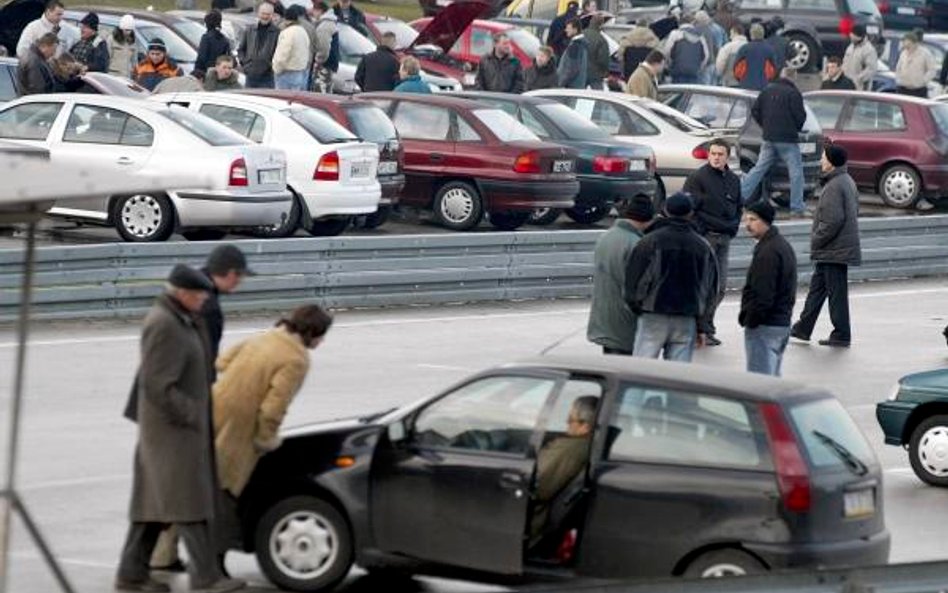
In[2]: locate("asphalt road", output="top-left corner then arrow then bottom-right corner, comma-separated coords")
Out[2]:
2,278 -> 948,592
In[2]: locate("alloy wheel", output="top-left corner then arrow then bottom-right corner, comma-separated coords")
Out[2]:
269,510 -> 339,581
882,169 -> 918,207
439,188 -> 475,225
787,40 -> 810,70
918,425 -> 948,478
121,194 -> 165,239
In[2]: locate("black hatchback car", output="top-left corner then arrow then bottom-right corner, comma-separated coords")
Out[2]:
456,91 -> 657,226
658,85 -> 825,205
235,357 -> 889,592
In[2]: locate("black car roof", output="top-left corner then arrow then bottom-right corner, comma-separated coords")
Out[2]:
503,356 -> 824,403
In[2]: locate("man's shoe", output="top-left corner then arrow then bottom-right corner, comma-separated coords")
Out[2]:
150,559 -> 187,573
705,335 -> 722,346
790,326 -> 809,342
114,578 -> 170,593
191,577 -> 246,593
818,338 -> 851,348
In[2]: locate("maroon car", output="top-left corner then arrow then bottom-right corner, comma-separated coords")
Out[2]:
805,91 -> 948,208
236,89 -> 405,229
362,92 -> 579,231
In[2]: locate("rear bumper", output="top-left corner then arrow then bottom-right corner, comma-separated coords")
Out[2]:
576,176 -> 657,207
477,178 -> 579,211
379,173 -> 405,205
170,189 -> 293,227
917,164 -> 948,197
876,400 -> 916,445
297,180 -> 382,219
746,529 -> 891,570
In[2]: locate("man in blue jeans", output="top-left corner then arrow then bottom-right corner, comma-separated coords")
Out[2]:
740,67 -> 807,216
738,200 -> 797,376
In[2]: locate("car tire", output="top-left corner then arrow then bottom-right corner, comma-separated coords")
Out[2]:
784,32 -> 820,73
113,193 -> 175,243
527,208 -> 561,226
361,205 -> 392,229
181,230 -> 228,241
307,216 -> 352,237
252,193 -> 302,238
489,210 -> 530,231
908,414 -> 948,487
254,495 -> 353,593
683,549 -> 767,578
878,164 -> 921,209
565,204 -> 610,225
433,181 -> 483,231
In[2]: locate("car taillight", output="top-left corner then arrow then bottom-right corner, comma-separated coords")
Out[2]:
838,15 -> 855,36
760,402 -> 811,514
228,158 -> 248,187
314,151 -> 340,181
513,151 -> 541,174
692,145 -> 709,160
593,155 -> 628,174
877,0 -> 889,13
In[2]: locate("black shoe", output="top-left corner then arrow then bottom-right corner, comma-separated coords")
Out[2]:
790,326 -> 809,342
115,578 -> 171,593
150,559 -> 187,573
705,335 -> 722,346
818,338 -> 850,348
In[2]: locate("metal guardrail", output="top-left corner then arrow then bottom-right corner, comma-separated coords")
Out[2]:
1,215 -> 947,322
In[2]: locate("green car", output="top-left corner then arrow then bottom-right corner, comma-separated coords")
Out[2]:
876,369 -> 948,487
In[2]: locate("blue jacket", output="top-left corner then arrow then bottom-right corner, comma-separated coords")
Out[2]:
558,35 -> 588,89
394,74 -> 431,94
734,39 -> 778,91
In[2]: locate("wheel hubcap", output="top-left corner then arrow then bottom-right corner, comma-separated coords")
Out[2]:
918,426 -> 948,477
440,188 -> 474,224
121,195 -> 163,238
270,511 -> 338,580
787,40 -> 809,70
883,171 -> 917,206
532,208 -> 551,220
701,563 -> 748,578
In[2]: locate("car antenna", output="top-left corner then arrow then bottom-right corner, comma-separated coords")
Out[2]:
538,325 -> 585,356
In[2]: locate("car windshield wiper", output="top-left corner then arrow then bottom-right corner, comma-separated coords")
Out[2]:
812,430 -> 869,476
359,407 -> 397,423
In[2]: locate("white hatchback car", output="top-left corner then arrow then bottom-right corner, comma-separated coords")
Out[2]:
0,94 -> 292,242
154,93 -> 381,237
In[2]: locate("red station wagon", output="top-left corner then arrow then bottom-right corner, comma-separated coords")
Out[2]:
362,92 -> 579,231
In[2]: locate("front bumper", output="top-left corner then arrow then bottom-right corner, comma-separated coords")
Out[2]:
379,173 -> 405,206
576,176 -> 657,207
170,188 -> 293,227
876,400 -> 916,445
746,529 -> 891,570
477,178 -> 579,211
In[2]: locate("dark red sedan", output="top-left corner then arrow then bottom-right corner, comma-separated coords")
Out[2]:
805,91 -> 948,208
362,92 -> 579,231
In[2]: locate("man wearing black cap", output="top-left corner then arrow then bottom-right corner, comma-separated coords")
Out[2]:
842,23 -> 877,91
69,12 -> 109,72
116,265 -> 244,593
134,37 -> 183,91
626,192 -> 718,362
587,195 -> 655,355
791,145 -> 861,348
739,200 -> 797,376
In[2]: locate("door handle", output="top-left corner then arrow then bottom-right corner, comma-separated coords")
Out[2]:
430,153 -> 444,162
116,157 -> 134,166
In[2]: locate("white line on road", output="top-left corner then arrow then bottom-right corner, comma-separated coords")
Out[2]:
19,473 -> 130,492
12,552 -> 115,570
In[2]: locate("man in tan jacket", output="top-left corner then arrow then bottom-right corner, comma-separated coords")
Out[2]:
626,50 -> 665,100
895,31 -> 937,97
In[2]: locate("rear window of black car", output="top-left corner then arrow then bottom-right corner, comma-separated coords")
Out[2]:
536,103 -> 610,141
788,398 -> 875,470
346,106 -> 398,144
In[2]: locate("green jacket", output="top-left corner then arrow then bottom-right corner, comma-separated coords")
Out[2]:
531,435 -> 591,538
587,220 -> 644,351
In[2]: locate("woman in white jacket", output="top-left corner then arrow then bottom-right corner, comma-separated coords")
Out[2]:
106,14 -> 137,78
272,5 -> 311,90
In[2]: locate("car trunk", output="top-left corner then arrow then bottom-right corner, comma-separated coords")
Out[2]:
506,140 -> 578,178
222,144 -> 287,192
574,139 -> 653,180
333,141 -> 379,185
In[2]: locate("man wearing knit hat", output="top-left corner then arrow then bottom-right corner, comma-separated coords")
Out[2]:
134,37 -> 183,91
791,144 -> 861,348
625,192 -> 718,362
739,200 -> 797,375
587,195 -> 655,355
842,23 -> 877,91
70,12 -> 109,72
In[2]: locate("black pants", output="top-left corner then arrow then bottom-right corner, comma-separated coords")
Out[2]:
794,262 -> 851,343
897,85 -> 928,98
117,521 -> 220,587
603,346 -> 634,356
703,232 -> 731,335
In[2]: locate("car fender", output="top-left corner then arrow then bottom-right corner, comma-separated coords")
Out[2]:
781,21 -> 821,48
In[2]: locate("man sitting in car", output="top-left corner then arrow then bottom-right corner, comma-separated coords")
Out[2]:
530,395 -> 597,543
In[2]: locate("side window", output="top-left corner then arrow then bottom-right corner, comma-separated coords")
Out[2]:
659,91 -> 686,110
0,102 -> 62,140
392,102 -> 451,140
368,98 -> 393,113
198,104 -> 265,140
843,100 -> 906,131
455,115 -> 481,141
727,99 -> 749,129
542,378 -> 604,436
684,94 -> 734,128
622,107 -> 660,135
519,108 -> 551,139
412,375 -> 558,455
470,28 -> 493,57
606,385 -> 766,469
807,97 -> 846,130
248,115 -> 267,143
118,114 -> 155,147
63,104 -> 130,145
0,66 -> 17,102
591,101 -> 624,134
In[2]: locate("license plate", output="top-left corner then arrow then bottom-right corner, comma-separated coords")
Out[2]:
629,160 -> 646,172
843,488 -> 875,518
896,6 -> 915,14
799,142 -> 816,154
350,161 -> 371,178
552,160 -> 573,173
866,25 -> 880,34
258,168 -> 281,184
377,161 -> 398,175
436,0 -> 451,5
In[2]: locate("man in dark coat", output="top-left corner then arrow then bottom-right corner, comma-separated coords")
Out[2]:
548,0 -> 579,57
626,192 -> 719,362
69,12 -> 109,72
684,138 -> 742,347
739,200 -> 797,376
733,23 -> 777,91
194,10 -> 232,79
557,19 -> 587,89
237,1 -> 279,88
474,32 -> 524,93
333,0 -> 368,36
355,31 -> 399,92
115,265 -> 244,593
18,33 -> 58,95
524,46 -> 558,90
584,14 -> 610,89
821,55 -> 856,90
791,145 -> 861,347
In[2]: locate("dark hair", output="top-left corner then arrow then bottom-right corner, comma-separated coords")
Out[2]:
277,305 -> 333,346
730,23 -> 744,35
644,49 -> 665,65
216,53 -> 234,65
284,4 -> 305,21
205,9 -> 223,30
45,0 -> 64,11
708,137 -> 730,152
826,55 -> 842,66
314,0 -> 330,12
492,32 -> 509,44
112,27 -> 135,43
566,18 -> 582,31
37,32 -> 59,47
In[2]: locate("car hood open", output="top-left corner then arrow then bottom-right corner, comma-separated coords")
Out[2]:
0,0 -> 43,55
410,0 -> 490,54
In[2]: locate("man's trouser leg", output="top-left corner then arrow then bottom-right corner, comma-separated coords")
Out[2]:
603,346 -> 634,355
117,522 -> 165,583
740,141 -> 777,203
745,325 -> 791,376
663,316 -> 697,362
774,142 -> 805,213
633,313 -> 668,359
703,233 -> 731,336
793,262 -> 829,338
150,526 -> 180,568
824,263 -> 852,343
178,521 -> 221,588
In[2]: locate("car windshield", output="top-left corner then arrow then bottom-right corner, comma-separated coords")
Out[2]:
640,100 -> 708,132
289,108 -> 359,143
536,103 -> 610,140
157,106 -> 249,146
170,18 -> 207,48
346,105 -> 398,143
373,18 -> 418,49
931,104 -> 948,136
339,23 -> 377,62
473,108 -> 539,141
788,398 -> 875,470
138,24 -> 197,63
507,28 -> 542,59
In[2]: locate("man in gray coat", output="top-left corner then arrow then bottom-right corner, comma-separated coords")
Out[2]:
791,145 -> 861,347
587,195 -> 655,355
115,265 -> 244,593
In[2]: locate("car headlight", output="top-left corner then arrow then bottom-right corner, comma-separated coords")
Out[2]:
887,383 -> 902,401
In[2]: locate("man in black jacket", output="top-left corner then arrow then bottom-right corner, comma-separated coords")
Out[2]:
333,0 -> 368,36
626,192 -> 718,362
18,33 -> 58,95
739,200 -> 797,376
548,0 -> 579,57
739,67 -> 807,216
820,55 -> 855,90
683,138 -> 741,346
355,31 -> 399,91
475,33 -> 524,93
237,1 -> 279,88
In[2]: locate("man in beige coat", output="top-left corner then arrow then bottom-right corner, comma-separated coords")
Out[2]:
895,31 -> 937,97
626,50 -> 665,100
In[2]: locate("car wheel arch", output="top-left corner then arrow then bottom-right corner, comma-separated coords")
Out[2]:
900,401 -> 948,445
244,481 -> 355,553
672,543 -> 769,576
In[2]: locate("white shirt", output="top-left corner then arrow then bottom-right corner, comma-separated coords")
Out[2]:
16,15 -> 80,58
